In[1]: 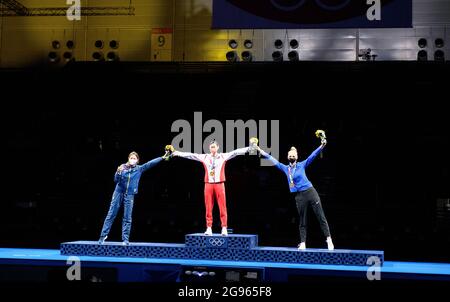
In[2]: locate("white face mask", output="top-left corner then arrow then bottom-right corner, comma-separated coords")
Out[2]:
129,159 -> 138,166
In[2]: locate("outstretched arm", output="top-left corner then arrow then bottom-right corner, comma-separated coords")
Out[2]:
258,147 -> 285,171
140,157 -> 164,172
305,140 -> 327,167
173,151 -> 204,162
222,147 -> 250,161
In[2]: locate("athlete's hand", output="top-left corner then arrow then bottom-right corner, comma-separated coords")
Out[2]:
257,147 -> 268,157
163,145 -> 175,160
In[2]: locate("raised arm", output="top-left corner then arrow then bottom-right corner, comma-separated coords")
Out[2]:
173,151 -> 205,162
304,141 -> 326,167
140,157 -> 164,172
222,147 -> 250,161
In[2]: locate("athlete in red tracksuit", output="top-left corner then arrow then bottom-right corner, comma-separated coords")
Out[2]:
173,141 -> 249,236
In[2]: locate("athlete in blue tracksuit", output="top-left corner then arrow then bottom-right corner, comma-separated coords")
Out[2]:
258,138 -> 334,250
98,151 -> 164,245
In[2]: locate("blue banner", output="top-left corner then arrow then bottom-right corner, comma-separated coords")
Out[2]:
212,0 -> 412,29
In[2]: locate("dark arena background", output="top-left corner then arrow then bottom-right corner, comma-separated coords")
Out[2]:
1,0 -> 449,298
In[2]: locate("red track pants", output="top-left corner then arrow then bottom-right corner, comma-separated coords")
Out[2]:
204,182 -> 227,228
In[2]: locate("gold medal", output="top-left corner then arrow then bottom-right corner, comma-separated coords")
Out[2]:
210,170 -> 215,177
290,182 -> 295,188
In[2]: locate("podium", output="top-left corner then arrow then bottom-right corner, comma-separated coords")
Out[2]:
61,233 -> 383,266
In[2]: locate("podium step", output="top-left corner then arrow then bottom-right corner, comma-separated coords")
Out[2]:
185,233 -> 258,249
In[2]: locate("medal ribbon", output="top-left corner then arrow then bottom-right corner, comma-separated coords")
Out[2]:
288,164 -> 296,187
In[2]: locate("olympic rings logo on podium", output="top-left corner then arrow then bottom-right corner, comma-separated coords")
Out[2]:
208,238 -> 226,247
270,0 -> 351,11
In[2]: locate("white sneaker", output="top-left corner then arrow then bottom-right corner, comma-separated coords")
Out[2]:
98,235 -> 108,245
221,227 -> 228,236
326,237 -> 334,251
204,227 -> 212,236
298,242 -> 306,250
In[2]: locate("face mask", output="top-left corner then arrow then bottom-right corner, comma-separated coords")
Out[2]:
129,159 -> 138,166
288,158 -> 296,164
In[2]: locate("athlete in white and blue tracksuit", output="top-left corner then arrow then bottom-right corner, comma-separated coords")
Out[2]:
259,140 -> 334,250
99,151 -> 163,245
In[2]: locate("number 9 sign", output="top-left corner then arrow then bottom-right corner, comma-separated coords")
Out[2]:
151,28 -> 173,61
158,35 -> 166,47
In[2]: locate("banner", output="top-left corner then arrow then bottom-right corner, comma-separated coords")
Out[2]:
212,0 -> 412,29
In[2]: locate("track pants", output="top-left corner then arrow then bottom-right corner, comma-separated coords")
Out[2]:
294,187 -> 331,243
204,182 -> 227,228
100,191 -> 135,241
